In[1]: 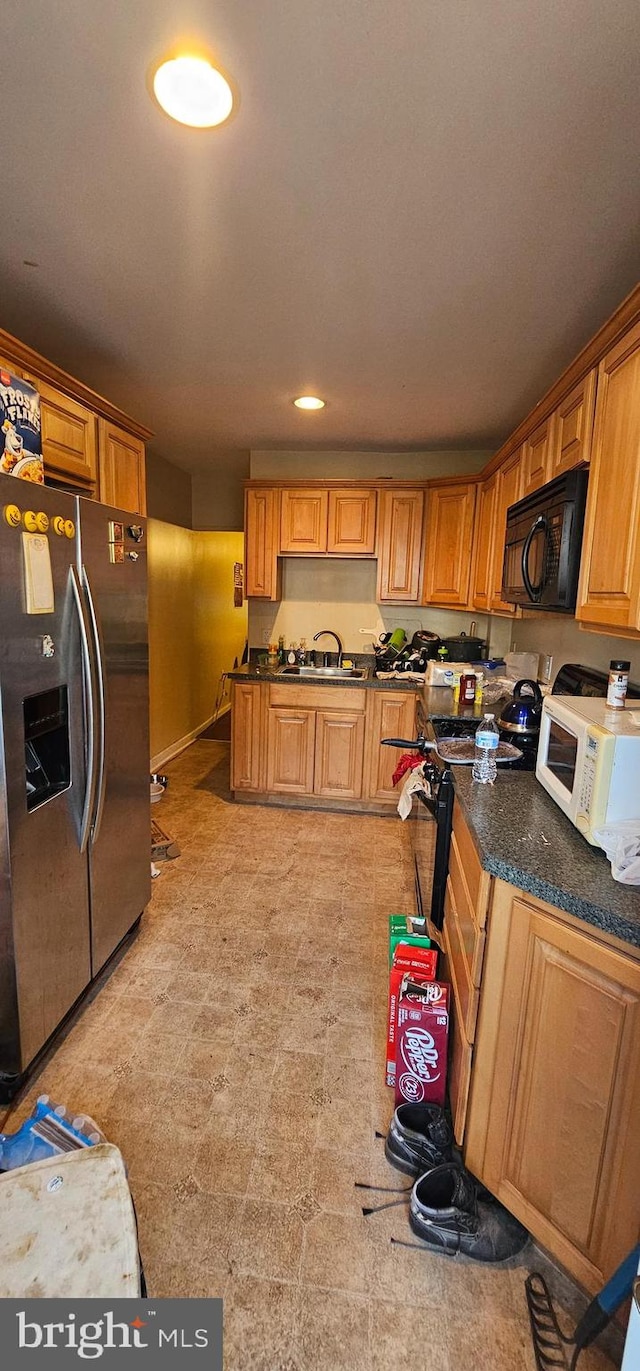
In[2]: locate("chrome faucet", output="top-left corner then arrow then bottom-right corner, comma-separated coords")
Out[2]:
313,630 -> 344,668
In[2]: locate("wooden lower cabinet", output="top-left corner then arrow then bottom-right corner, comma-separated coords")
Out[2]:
98,418 -> 146,515
314,710 -> 365,799
231,683 -> 263,791
266,707 -> 316,794
364,691 -> 416,802
465,881 -> 640,1293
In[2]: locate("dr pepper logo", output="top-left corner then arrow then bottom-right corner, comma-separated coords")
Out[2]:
399,1025 -> 441,1083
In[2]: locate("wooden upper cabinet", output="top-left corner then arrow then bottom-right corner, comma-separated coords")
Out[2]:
280,489 -> 328,553
327,489 -> 377,554
521,414 -> 557,497
471,475 -> 497,612
98,419 -> 146,515
577,321 -> 640,633
376,489 -> 424,602
314,709 -> 365,800
423,482 -> 476,607
25,377 -> 97,491
550,368 -> 596,479
245,488 -> 281,600
489,447 -> 523,614
468,886 -> 640,1294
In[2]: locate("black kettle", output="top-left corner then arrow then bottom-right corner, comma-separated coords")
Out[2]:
499,679 -> 543,736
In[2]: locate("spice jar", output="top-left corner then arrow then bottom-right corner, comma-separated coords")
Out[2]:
607,659 -> 630,709
460,672 -> 477,704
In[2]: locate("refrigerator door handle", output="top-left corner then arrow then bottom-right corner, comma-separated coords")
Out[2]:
70,566 -> 99,854
82,566 -> 107,844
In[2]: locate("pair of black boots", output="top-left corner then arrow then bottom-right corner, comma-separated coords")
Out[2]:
384,1103 -> 528,1263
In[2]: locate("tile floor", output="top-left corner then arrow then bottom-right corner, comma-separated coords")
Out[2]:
4,740 -> 620,1369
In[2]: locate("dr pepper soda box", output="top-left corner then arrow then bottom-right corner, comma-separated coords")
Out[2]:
386,948 -> 438,1087
394,977 -> 450,1108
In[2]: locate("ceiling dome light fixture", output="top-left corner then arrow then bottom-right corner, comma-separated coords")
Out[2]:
152,55 -> 234,128
293,396 -> 325,410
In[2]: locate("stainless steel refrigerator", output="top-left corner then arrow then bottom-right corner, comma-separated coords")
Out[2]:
0,472 -> 150,1097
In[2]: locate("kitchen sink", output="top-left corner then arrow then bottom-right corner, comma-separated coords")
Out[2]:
279,666 -> 368,679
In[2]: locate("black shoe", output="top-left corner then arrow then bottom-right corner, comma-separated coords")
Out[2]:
409,1163 -> 529,1262
385,1103 -> 454,1178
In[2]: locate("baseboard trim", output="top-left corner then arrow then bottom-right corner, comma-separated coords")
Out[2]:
150,705 -> 231,770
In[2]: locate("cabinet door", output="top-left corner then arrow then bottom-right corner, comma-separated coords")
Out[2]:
470,888 -> 640,1293
98,419 -> 146,515
470,475 -> 497,612
364,691 -> 416,802
521,414 -> 556,497
423,483 -> 476,607
376,490 -> 425,602
551,369 -> 596,479
314,710 -> 365,799
327,489 -> 377,554
266,708 -> 316,794
231,683 -> 263,791
25,377 -> 97,492
280,489 -> 328,553
489,447 -> 523,613
577,322 -> 640,632
245,488 -> 281,599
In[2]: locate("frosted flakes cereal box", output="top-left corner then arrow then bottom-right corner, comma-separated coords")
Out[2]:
0,370 -> 44,484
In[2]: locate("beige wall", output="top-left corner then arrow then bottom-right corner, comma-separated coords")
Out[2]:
249,556 -> 512,655
511,614 -> 640,684
250,449 -> 491,480
147,519 -> 247,763
191,451 -> 250,532
146,451 -> 193,529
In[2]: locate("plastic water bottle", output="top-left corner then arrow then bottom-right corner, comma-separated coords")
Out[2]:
472,713 -> 499,784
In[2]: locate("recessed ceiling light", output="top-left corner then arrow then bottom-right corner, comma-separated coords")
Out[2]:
152,55 -> 234,128
293,396 -> 325,410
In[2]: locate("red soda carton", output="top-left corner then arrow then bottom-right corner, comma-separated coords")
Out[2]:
394,977 -> 450,1108
386,948 -> 438,1087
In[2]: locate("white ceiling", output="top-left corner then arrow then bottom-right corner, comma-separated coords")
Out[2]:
0,1 -> 639,473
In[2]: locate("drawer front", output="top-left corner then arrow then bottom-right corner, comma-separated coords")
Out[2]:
444,876 -> 480,1042
448,829 -> 486,986
268,684 -> 366,711
452,799 -> 489,926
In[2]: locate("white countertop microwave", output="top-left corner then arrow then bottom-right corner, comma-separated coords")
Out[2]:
536,695 -> 640,844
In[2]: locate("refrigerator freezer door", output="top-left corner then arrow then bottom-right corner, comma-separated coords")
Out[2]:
0,474 -> 91,1077
75,499 -> 150,974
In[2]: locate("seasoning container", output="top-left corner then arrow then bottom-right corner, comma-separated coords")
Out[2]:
460,672 -> 477,704
607,659 -> 630,709
267,643 -> 279,668
474,672 -> 484,707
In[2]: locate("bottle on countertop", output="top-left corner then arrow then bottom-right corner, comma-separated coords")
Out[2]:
474,672 -> 484,707
460,672 -> 477,704
607,659 -> 630,709
472,713 -> 499,785
287,643 -> 297,665
267,643 -> 279,667
278,635 -> 286,664
299,638 -> 307,666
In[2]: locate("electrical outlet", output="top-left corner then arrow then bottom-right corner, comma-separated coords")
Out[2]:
540,654 -> 553,683
262,629 -> 271,644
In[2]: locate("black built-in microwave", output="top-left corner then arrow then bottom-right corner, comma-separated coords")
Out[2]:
502,467 -> 589,612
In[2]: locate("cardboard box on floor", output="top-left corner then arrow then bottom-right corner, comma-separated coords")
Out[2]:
395,979 -> 450,1109
386,947 -> 438,1087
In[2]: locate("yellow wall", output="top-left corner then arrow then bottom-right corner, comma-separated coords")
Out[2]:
147,519 -> 247,764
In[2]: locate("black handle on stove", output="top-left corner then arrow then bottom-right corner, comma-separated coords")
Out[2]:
381,736 -> 436,753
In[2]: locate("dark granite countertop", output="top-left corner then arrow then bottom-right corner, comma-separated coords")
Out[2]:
227,663 -> 418,692
452,770 -> 640,949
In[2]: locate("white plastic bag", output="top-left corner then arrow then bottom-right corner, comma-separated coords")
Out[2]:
397,765 -> 431,820
593,823 -> 640,885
